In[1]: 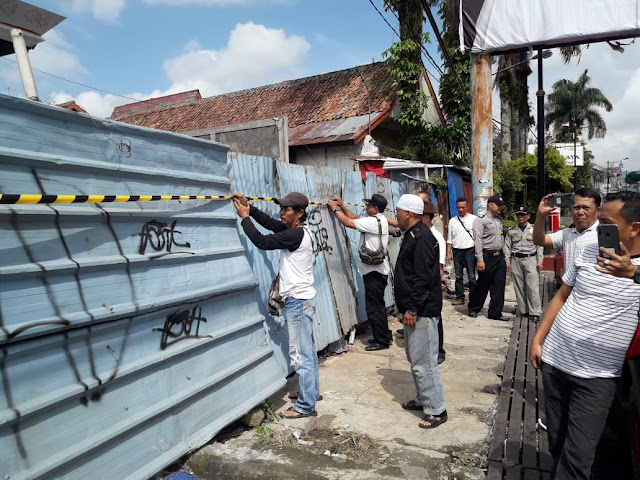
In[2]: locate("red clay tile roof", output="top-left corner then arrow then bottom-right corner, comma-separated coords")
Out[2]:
110,62 -> 397,142
57,100 -> 87,113
111,90 -> 202,117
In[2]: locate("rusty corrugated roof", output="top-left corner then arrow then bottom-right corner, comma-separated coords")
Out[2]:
110,62 -> 397,144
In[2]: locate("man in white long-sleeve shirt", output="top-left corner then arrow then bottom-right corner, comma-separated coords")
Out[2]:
446,197 -> 477,306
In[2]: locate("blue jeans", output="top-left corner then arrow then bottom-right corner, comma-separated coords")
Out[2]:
404,315 -> 446,415
453,247 -> 476,300
283,296 -> 319,414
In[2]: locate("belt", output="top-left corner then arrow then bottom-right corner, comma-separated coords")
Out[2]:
514,252 -> 537,258
453,247 -> 474,251
483,249 -> 503,257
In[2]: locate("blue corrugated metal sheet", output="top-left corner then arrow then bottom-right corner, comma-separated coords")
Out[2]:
305,165 -> 359,335
0,94 -> 285,480
227,153 -> 290,372
341,170 -> 368,323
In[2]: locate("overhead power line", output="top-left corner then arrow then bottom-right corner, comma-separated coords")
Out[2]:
366,0 -> 443,84
1,56 -> 140,102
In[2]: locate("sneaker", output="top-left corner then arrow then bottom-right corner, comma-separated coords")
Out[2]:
452,299 -> 465,306
538,418 -> 547,431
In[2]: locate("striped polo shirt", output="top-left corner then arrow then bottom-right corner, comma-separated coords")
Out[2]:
542,242 -> 640,378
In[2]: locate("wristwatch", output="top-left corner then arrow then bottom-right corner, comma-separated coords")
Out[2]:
333,207 -> 342,213
634,265 -> 640,284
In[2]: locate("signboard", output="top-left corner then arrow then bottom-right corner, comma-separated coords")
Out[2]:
0,1 -> 65,50
461,0 -> 640,54
527,143 -> 584,167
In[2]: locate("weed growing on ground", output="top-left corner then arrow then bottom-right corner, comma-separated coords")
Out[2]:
254,424 -> 273,443
260,401 -> 278,422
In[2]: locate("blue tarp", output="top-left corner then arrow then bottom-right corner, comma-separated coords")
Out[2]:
446,167 -> 465,218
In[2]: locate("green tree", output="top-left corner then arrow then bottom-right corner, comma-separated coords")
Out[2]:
495,148 -> 574,214
381,0 -> 472,166
545,69 -> 613,141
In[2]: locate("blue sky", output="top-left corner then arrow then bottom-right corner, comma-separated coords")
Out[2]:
1,0 -> 639,173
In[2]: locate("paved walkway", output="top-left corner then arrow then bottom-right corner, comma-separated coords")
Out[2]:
178,281 -> 522,479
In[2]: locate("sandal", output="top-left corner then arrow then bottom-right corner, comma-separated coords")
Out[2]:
419,410 -> 448,429
401,399 -> 424,411
280,406 -> 318,419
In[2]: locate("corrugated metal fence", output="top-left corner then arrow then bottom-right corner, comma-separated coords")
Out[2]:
0,93 -> 405,479
0,95 -> 285,480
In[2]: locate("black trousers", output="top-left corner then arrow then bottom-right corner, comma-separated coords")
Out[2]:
363,271 -> 391,345
437,315 -> 445,357
468,251 -> 506,319
542,362 -> 617,480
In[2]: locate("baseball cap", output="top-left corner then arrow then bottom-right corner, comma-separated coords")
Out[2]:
515,205 -> 530,215
487,195 -> 505,205
274,192 -> 309,209
363,194 -> 388,211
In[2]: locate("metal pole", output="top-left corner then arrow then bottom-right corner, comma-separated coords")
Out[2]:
573,125 -> 577,190
607,160 -> 610,195
470,54 -> 493,216
536,49 -> 545,201
10,28 -> 39,101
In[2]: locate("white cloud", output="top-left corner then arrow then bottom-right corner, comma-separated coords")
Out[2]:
0,29 -> 87,99
70,0 -> 126,22
48,90 -> 146,118
31,30 -> 87,78
162,21 -> 310,96
40,22 -> 309,119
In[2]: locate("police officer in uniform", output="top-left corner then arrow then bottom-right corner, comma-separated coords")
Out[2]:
504,206 -> 543,322
468,195 -> 508,320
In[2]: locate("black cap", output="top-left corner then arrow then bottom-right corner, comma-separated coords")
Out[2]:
274,192 -> 309,209
363,194 -> 388,211
487,195 -> 505,205
515,205 -> 530,215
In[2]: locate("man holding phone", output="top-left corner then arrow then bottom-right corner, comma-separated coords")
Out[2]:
533,188 -> 601,270
529,191 -> 640,479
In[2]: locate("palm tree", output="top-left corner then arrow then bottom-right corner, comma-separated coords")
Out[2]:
545,69 -> 612,141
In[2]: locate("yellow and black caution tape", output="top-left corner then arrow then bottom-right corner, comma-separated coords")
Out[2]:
0,193 -> 373,209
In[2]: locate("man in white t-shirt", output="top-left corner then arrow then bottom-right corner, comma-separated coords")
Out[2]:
533,188 -> 601,270
328,194 -> 391,351
446,197 -> 477,306
529,191 -> 640,479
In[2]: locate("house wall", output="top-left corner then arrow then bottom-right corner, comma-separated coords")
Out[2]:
419,74 -> 443,126
183,117 -> 289,163
291,142 -> 363,170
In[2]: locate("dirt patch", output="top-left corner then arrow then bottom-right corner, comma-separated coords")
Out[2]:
254,418 -> 390,464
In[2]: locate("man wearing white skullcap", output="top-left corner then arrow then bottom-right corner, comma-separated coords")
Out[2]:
394,194 -> 447,429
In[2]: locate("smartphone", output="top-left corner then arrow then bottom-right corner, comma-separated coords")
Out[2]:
552,193 -> 575,208
598,224 -> 620,258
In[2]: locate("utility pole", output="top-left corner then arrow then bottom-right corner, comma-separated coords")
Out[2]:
536,49 -> 545,200
470,54 -> 493,216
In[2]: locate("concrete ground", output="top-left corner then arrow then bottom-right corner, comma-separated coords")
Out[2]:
175,282 -> 518,480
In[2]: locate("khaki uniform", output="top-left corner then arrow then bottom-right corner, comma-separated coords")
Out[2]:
504,223 -> 543,316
